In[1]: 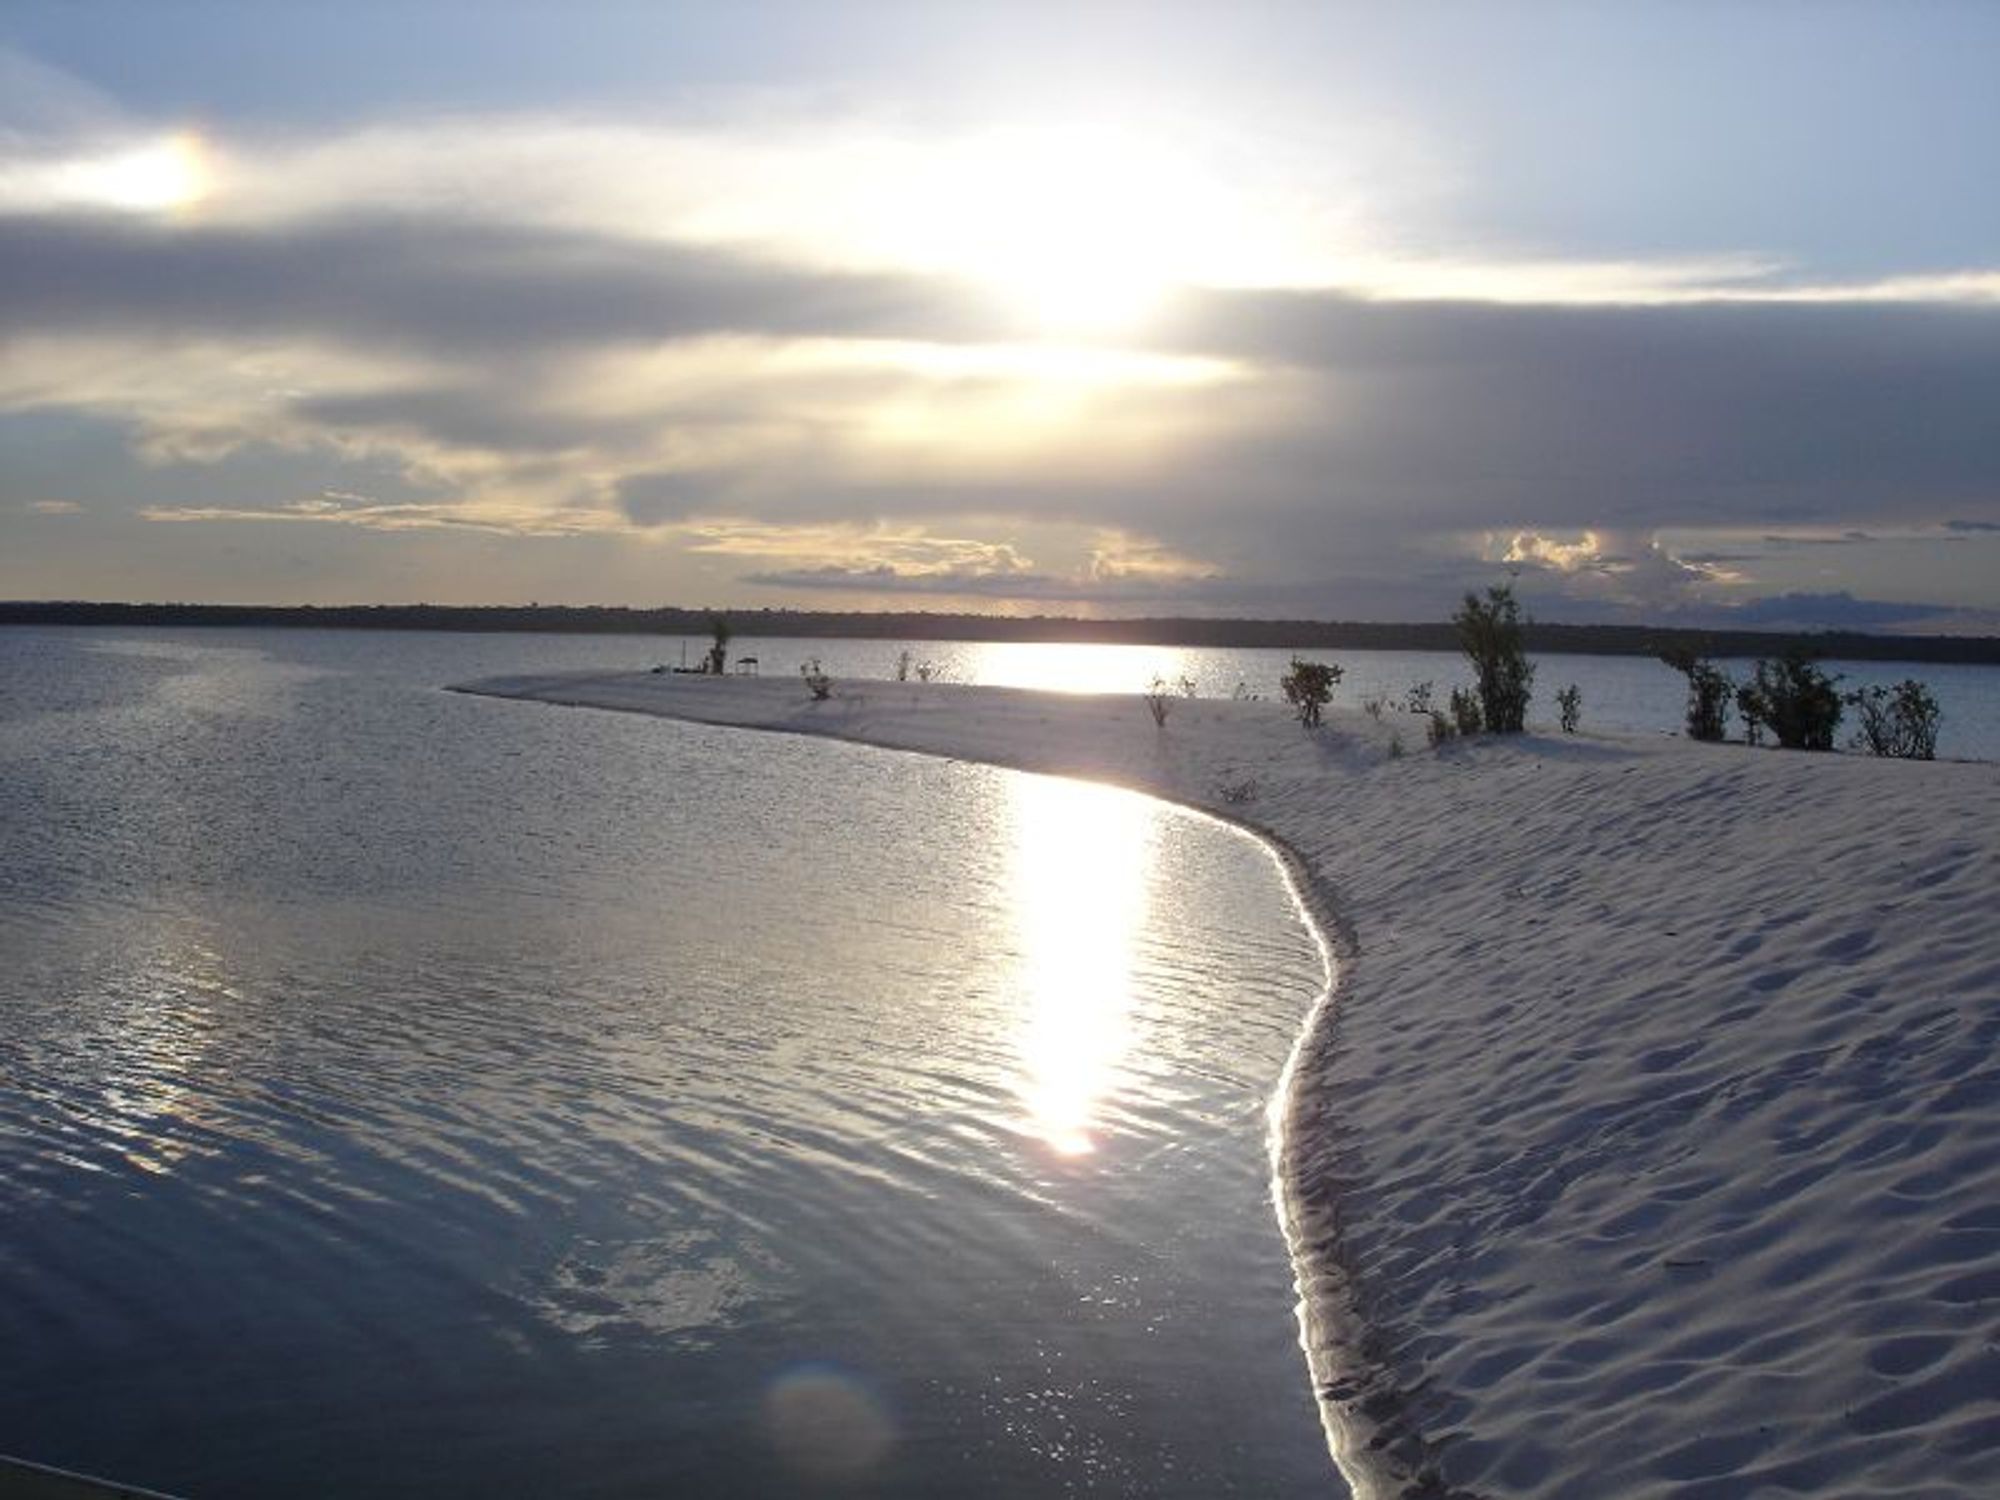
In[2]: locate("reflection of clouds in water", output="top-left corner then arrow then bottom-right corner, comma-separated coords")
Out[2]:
92,931 -> 236,1178
1007,775 -> 1157,1157
533,1231 -> 778,1347
764,1364 -> 897,1479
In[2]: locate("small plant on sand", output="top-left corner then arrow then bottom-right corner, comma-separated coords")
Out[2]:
1426,708 -> 1456,747
1231,680 -> 1261,702
1449,685 -> 1483,737
1660,648 -> 1733,742
1403,680 -> 1435,716
1362,695 -> 1385,720
704,613 -> 732,676
1217,777 -> 1260,805
1386,732 -> 1406,760
801,658 -> 833,701
1739,647 -> 1842,751
1846,679 -> 1940,760
1141,674 -> 1191,727
914,660 -> 939,683
1453,584 -> 1534,733
1280,657 -> 1342,728
894,649 -> 912,682
1556,684 -> 1582,734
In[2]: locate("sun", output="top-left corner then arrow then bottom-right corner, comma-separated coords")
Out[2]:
926,125 -> 1199,337
69,131 -> 212,213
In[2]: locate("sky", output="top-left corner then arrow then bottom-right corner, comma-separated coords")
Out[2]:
3,1 -> 1997,630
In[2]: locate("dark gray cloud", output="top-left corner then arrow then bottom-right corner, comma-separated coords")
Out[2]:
294,386 -> 659,454
740,563 -> 1268,606
616,470 -> 733,527
1151,288 -> 2000,534
1945,518 -> 2000,534
1717,591 -> 1971,631
0,211 -> 995,353
1759,530 -> 1877,547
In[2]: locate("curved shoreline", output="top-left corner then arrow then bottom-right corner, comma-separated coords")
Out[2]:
452,672 -> 1434,1497
453,669 -> 2000,1499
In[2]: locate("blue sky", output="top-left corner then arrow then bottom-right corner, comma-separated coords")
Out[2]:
3,2 -> 1997,628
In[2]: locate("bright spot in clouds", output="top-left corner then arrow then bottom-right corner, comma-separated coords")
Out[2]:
55,131 -> 211,213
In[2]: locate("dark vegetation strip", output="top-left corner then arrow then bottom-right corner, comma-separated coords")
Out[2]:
4,600 -> 1998,664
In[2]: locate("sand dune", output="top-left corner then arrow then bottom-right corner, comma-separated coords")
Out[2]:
458,670 -> 2000,1499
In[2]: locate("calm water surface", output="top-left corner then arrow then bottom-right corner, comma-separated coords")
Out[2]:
0,629 -> 1338,1498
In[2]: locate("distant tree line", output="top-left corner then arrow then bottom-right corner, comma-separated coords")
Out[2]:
2,600 -> 1996,665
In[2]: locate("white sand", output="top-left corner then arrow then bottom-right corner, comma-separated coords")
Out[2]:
457,669 -> 2000,1499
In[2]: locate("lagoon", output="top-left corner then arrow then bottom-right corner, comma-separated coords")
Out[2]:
0,628 -> 1337,1497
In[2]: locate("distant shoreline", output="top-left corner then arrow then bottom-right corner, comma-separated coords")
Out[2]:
7,600 -> 1999,665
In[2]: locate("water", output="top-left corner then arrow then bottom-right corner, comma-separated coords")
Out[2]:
7,624 -> 1994,1495
0,629 -> 1339,1498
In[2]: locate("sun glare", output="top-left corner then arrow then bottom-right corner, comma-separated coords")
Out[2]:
1007,774 -> 1156,1156
921,126 -> 1201,337
64,132 -> 212,213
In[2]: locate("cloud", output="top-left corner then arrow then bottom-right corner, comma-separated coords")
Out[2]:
1718,591 -> 1978,633
4,104 -> 1999,619
1758,530 -> 1877,547
140,489 -> 615,537
739,564 -> 1218,603
24,498 -> 84,515
0,212 -> 997,357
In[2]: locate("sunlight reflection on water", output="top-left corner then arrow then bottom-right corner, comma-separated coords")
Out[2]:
1007,775 -> 1157,1156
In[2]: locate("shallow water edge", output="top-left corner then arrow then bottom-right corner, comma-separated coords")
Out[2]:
452,677 -> 1461,1500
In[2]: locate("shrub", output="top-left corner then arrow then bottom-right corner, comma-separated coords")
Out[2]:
1449,685 -> 1483,736
1280,657 -> 1342,728
801,659 -> 833,700
1739,648 -> 1842,750
1426,709 -> 1456,747
1556,684 -> 1582,734
1846,679 -> 1940,760
1735,683 -> 1765,746
1660,648 -> 1733,742
1453,584 -> 1534,733
1141,674 -> 1197,727
1362,695 -> 1385,720
705,613 -> 731,676
1404,680 -> 1435,716
894,649 -> 912,682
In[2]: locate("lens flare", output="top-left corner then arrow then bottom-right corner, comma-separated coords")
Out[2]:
763,1364 -> 897,1478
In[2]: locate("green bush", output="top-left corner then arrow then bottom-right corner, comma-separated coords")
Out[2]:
1846,679 -> 1940,759
1280,657 -> 1342,728
1449,685 -> 1482,736
1739,648 -> 1842,750
1660,648 -> 1733,742
1735,683 -> 1765,745
1453,584 -> 1533,733
705,613 -> 731,675
1556,684 -> 1582,734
